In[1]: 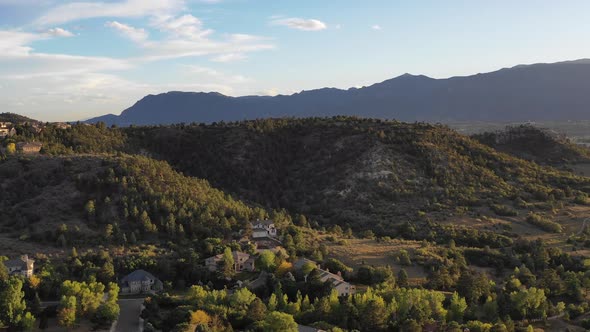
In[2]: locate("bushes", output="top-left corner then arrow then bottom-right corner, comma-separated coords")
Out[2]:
526,212 -> 562,233
491,204 -> 518,217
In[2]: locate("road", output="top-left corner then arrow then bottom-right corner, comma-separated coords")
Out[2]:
112,298 -> 144,332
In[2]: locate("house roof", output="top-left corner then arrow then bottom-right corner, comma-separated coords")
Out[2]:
5,256 -> 34,269
208,251 -> 251,262
16,142 -> 42,148
120,269 -> 159,284
293,258 -> 316,271
318,268 -> 344,282
252,219 -> 274,227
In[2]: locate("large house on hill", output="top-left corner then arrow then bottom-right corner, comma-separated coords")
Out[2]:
0,122 -> 16,138
5,255 -> 35,277
16,142 -> 42,154
251,219 -> 277,238
205,251 -> 256,273
120,270 -> 163,294
294,258 -> 356,297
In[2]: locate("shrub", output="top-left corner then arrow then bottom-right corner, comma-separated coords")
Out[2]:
526,212 -> 562,233
491,204 -> 518,217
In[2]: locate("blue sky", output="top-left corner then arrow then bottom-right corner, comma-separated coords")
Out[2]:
1,0 -> 589,121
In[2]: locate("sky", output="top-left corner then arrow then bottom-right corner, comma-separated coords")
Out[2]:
1,1 -> 590,121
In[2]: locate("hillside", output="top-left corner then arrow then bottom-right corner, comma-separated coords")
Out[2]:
86,59 -> 590,125
473,124 -> 590,165
124,117 -> 590,239
0,112 -> 39,123
5,118 -> 590,248
0,154 -> 264,253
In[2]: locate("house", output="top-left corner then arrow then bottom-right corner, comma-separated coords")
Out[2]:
119,270 -> 163,294
251,219 -> 277,238
317,268 -> 356,296
294,258 -> 356,297
16,142 -> 42,154
330,279 -> 356,297
293,258 -> 316,271
5,255 -> 35,277
0,122 -> 16,138
53,122 -> 71,130
205,251 -> 256,273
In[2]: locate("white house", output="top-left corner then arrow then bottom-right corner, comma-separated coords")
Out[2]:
251,219 -> 277,238
119,270 -> 163,294
317,268 -> 356,296
5,255 -> 35,277
0,122 -> 15,138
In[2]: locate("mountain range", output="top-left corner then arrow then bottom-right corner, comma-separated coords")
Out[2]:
86,59 -> 590,126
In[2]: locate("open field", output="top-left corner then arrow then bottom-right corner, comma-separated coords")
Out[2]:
324,238 -> 427,281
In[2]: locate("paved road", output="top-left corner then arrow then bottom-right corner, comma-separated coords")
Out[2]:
113,299 -> 144,332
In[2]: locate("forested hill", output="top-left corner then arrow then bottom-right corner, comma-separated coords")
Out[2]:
4,117 -> 590,242
123,117 -> 590,237
0,112 -> 39,123
86,59 -> 590,125
473,124 -> 590,165
0,154 -> 269,250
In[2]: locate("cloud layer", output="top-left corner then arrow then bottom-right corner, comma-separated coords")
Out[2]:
270,17 -> 327,31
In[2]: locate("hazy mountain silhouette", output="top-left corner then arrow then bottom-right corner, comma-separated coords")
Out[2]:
86,59 -> 590,125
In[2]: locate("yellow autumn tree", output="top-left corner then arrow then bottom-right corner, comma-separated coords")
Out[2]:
276,261 -> 293,277
28,275 -> 41,289
190,310 -> 211,326
6,143 -> 16,155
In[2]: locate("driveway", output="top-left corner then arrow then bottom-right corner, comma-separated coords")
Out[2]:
112,298 -> 145,332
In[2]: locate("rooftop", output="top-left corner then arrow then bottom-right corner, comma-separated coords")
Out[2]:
121,269 -> 159,283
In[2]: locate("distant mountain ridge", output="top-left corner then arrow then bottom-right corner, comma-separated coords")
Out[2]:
86,59 -> 590,125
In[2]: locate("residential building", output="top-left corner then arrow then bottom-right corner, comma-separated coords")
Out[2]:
294,258 -> 356,297
0,122 -> 16,138
251,219 -> 277,238
119,270 -> 163,294
205,251 -> 256,273
16,142 -> 42,154
293,258 -> 316,271
5,255 -> 35,277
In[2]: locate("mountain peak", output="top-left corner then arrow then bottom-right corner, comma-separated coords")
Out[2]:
86,59 -> 590,126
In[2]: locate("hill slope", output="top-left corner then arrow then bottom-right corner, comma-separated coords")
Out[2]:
0,154 -> 262,251
87,59 -> 590,125
473,124 -> 590,165
125,117 -> 590,237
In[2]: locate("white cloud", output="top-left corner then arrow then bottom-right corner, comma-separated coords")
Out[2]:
211,53 -> 246,63
44,27 -> 74,37
106,21 -> 148,42
185,65 -> 252,84
36,0 -> 185,25
104,17 -> 274,61
270,17 -> 327,31
0,53 -> 132,80
371,25 -> 382,30
0,30 -> 38,56
153,14 -> 213,40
